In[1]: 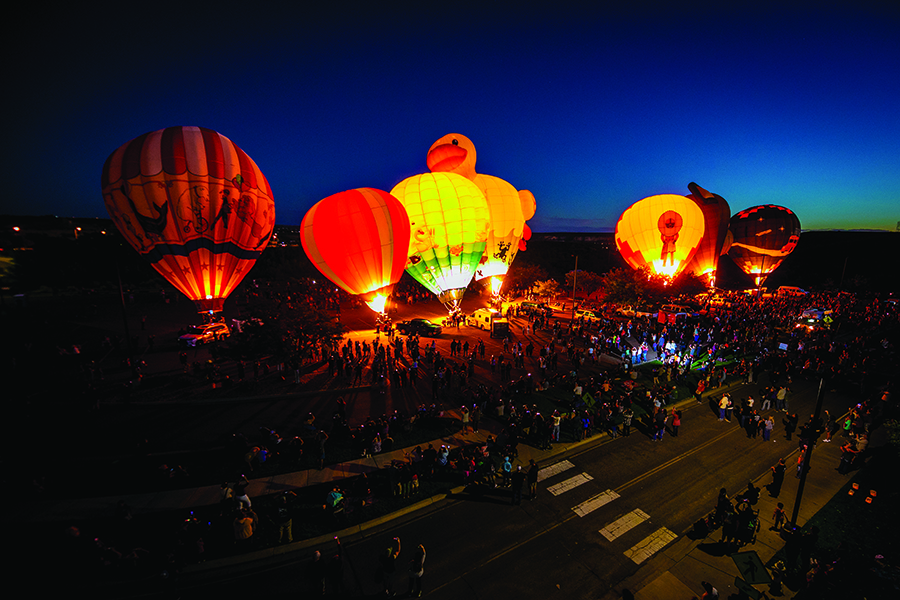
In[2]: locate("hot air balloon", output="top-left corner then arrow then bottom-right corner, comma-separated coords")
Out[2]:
728,204 -> 800,287
301,188 -> 411,313
615,194 -> 705,277
390,172 -> 490,311
426,133 -> 534,293
102,126 -> 275,315
683,182 -> 731,287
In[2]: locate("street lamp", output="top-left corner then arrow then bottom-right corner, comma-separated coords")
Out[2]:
571,255 -> 578,321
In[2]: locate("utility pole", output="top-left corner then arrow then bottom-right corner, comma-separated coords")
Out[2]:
571,255 -> 578,321
790,377 -> 826,528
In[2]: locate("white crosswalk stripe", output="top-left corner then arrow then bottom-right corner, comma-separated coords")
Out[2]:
571,489 -> 620,517
537,459 -> 574,482
547,472 -> 593,496
600,509 -> 650,541
624,527 -> 677,564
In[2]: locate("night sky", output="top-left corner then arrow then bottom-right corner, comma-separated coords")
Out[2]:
6,2 -> 899,232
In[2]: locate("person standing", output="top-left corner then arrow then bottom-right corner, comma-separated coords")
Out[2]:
671,409 -> 681,437
764,415 -> 775,442
502,456 -> 512,487
823,410 -> 834,442
527,459 -> 539,500
378,536 -> 401,597
718,394 -> 729,421
511,465 -> 526,505
769,458 -> 786,497
315,429 -> 329,470
460,405 -> 470,434
407,544 -> 426,598
772,502 -> 786,531
622,407 -> 633,437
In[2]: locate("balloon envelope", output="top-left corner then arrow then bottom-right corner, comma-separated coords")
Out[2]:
301,188 -> 410,309
426,133 -> 532,281
102,126 -> 275,313
615,194 -> 705,277
390,172 -> 489,310
728,204 -> 800,286
684,182 -> 731,285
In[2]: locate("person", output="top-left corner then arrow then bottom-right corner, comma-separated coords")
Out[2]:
511,465 -> 526,505
622,407 -> 633,436
700,580 -> 719,599
315,429 -> 329,470
527,459 -> 539,500
233,507 -> 257,549
378,536 -> 401,597
783,413 -> 798,441
769,458 -> 786,497
407,544 -> 426,597
274,492 -> 293,544
772,502 -> 786,531
460,405 -> 470,433
233,475 -> 251,508
671,409 -> 681,437
823,410 -> 834,442
764,415 -> 775,441
502,456 -> 512,487
718,394 -> 729,421
838,441 -> 858,474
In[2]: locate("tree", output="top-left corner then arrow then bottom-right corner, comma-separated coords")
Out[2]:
504,261 -> 549,294
223,288 -> 345,365
532,279 -> 559,299
565,269 -> 604,298
599,267 -> 650,308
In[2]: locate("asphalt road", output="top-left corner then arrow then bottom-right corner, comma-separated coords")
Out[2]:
177,373 -> 847,599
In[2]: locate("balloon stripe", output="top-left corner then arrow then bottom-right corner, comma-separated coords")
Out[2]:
201,127 -> 226,180
121,131 -> 152,181
160,127 -> 186,176
234,143 -> 259,191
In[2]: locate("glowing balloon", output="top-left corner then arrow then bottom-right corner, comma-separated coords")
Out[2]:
615,194 -> 705,277
390,172 -> 489,311
102,126 -> 275,314
426,133 -> 534,281
728,204 -> 800,286
301,188 -> 411,312
683,182 -> 731,286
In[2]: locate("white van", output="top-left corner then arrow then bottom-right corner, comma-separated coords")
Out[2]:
777,286 -> 808,296
467,308 -> 502,331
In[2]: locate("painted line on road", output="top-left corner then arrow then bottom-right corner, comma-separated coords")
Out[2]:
547,472 -> 594,496
600,509 -> 650,541
624,527 -> 677,564
572,489 -> 620,517
538,459 -> 575,482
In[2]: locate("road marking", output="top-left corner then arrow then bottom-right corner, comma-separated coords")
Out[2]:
572,489 -> 619,517
600,509 -> 650,541
624,527 -> 677,564
538,459 -> 574,482
547,472 -> 593,496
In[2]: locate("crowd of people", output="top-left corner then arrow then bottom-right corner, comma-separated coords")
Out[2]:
46,285 -> 899,593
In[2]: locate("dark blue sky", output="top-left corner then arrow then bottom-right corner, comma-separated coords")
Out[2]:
6,2 -> 899,231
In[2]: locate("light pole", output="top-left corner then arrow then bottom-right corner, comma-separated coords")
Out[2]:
571,255 -> 578,321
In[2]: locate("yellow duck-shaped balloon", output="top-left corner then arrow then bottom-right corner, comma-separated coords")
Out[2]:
427,133 -> 535,281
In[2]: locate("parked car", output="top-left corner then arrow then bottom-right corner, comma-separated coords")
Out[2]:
178,322 -> 231,347
575,308 -> 601,322
520,301 -> 551,313
396,318 -> 442,337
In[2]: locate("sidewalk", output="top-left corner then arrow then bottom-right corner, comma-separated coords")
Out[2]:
608,426 -> 869,600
